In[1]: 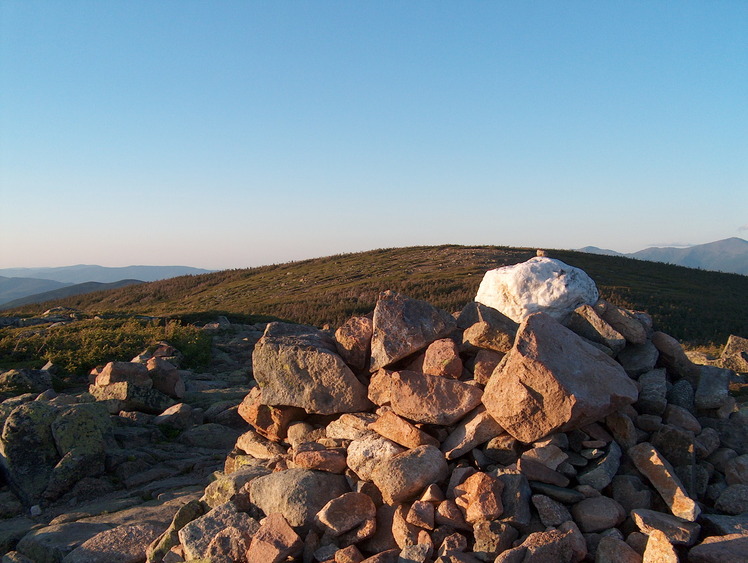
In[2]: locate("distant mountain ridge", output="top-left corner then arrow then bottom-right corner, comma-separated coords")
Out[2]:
0,265 -> 212,284
0,265 -> 211,308
579,237 -> 748,275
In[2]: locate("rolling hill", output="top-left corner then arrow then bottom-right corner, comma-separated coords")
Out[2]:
0,279 -> 144,309
0,276 -> 71,306
4,245 -> 747,346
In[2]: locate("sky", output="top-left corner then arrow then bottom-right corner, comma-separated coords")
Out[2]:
1,1 -> 746,270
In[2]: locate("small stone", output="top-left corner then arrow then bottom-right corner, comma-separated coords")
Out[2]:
688,533 -> 748,562
531,494 -> 572,527
369,410 -> 440,449
628,442 -> 700,521
715,484 -> 748,515
421,338 -> 463,378
315,492 -> 377,544
453,472 -> 504,523
631,508 -> 700,546
570,496 -> 625,533
406,501 -> 435,530
245,513 -> 303,563
334,315 -> 373,372
372,445 -> 449,505
641,529 -> 678,562
595,536 -> 643,563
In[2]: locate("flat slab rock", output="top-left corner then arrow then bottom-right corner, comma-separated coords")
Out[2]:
252,322 -> 371,415
483,312 -> 638,443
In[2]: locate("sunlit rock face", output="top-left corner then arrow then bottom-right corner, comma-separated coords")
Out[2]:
475,257 -> 599,323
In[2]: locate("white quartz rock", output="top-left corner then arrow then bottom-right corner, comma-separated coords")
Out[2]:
475,257 -> 599,323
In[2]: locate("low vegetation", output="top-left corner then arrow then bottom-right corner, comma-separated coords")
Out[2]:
0,317 -> 211,376
2,245 -> 747,375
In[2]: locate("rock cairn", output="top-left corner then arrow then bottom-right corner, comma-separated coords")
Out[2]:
1,257 -> 747,562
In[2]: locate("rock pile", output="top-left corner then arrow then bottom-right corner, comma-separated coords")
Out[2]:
2,257 -> 748,562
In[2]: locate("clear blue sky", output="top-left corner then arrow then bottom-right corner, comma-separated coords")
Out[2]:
1,1 -> 746,269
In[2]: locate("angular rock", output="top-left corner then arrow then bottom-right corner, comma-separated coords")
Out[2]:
663,404 -> 701,434
371,445 -> 449,504
472,520 -> 518,562
720,334 -> 748,373
483,313 -> 638,443
334,315 -> 373,372
641,529 -> 678,562
177,423 -> 241,450
94,361 -> 150,387
595,301 -> 648,345
60,522 -> 162,563
595,536 -> 642,563
146,499 -> 206,562
88,382 -> 175,415
636,369 -> 668,416
453,471 -> 504,523
714,484 -> 748,515
245,513 -> 303,563
204,526 -> 253,563
389,371 -> 483,426
369,410 -> 439,449
178,502 -> 259,560
0,369 -> 52,400
725,454 -> 748,485
695,365 -> 731,410
628,442 -> 701,521
315,492 -> 376,544
471,349 -> 504,385
293,443 -> 347,474
249,469 -> 349,531
238,387 -> 304,442
531,494 -> 572,527
611,475 -> 652,514
651,331 -> 701,384
418,338 -> 463,378
494,472 -> 532,528
252,322 -> 372,415
370,291 -> 457,371
0,401 -> 59,505
347,436 -> 405,481
689,533 -> 748,562
630,508 -> 700,546
475,257 -> 599,323
203,464 -> 271,509
15,522 -> 112,563
517,457 -> 569,487
462,322 -> 514,354
406,500 -> 435,530
441,406 -> 504,461
617,341 -> 659,378
668,379 -> 696,412
235,428 -> 287,459
565,304 -> 625,354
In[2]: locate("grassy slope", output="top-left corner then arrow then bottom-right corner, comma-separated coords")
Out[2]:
6,245 -> 748,346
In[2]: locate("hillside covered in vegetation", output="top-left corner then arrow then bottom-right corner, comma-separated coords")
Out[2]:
4,246 -> 747,348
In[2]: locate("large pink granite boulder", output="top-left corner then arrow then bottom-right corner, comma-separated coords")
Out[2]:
482,312 -> 638,443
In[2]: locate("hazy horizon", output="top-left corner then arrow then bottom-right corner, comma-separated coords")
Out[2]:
2,2 -> 746,270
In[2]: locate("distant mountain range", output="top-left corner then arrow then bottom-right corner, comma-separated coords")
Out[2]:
578,237 -> 748,276
0,265 -> 211,309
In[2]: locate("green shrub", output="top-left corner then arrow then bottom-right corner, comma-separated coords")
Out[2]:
0,318 -> 211,376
